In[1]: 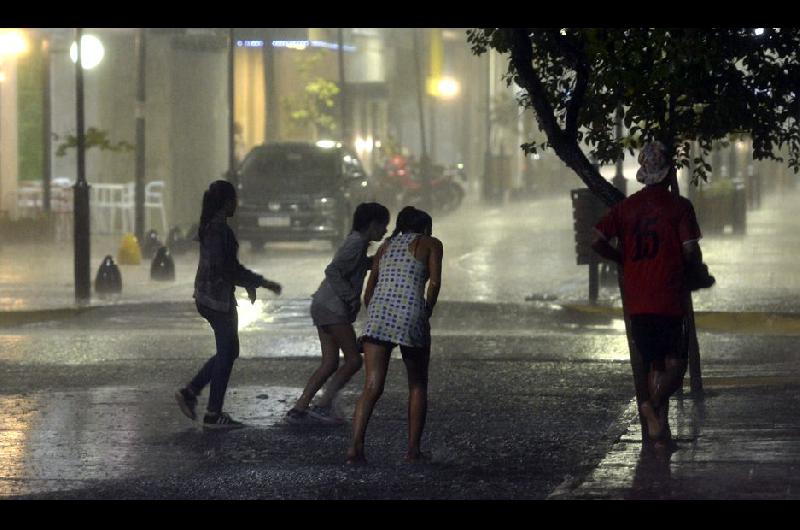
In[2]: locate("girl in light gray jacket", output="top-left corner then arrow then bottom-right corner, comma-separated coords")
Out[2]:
287,202 -> 390,424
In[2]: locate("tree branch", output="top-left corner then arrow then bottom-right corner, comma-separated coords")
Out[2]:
556,35 -> 589,141
509,29 -> 625,207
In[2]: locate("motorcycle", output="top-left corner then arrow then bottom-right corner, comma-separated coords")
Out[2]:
377,155 -> 465,214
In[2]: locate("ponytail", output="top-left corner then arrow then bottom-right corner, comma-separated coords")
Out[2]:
198,180 -> 236,242
389,206 -> 431,239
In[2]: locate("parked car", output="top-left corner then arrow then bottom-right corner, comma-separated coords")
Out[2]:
234,141 -> 376,250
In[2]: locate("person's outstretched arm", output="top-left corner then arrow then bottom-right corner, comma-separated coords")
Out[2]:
363,242 -> 387,308
209,225 -> 280,298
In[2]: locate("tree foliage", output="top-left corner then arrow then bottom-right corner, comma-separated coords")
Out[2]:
468,28 -> 800,205
282,51 -> 340,140
53,127 -> 134,158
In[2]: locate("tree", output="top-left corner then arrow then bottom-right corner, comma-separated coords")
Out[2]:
282,50 -> 340,140
467,28 -> 800,207
468,28 -> 800,439
53,127 -> 134,158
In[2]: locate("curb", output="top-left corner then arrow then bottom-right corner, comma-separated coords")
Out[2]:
0,307 -> 96,327
561,304 -> 800,335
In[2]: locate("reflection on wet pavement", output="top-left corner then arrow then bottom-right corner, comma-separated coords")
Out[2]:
0,385 -> 301,497
563,382 -> 800,500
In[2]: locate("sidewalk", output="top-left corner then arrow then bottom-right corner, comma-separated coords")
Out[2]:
0,234 -> 197,319
550,187 -> 800,499
551,376 -> 800,499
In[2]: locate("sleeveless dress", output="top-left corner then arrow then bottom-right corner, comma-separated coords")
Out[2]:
362,232 -> 431,348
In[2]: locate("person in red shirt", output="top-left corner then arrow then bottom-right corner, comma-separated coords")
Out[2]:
592,141 -> 704,447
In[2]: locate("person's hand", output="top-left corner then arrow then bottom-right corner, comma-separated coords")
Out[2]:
246,286 -> 257,304
262,279 -> 282,296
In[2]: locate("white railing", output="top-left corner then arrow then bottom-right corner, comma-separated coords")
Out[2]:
15,179 -> 168,238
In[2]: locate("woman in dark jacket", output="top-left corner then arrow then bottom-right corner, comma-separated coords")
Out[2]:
175,180 -> 282,429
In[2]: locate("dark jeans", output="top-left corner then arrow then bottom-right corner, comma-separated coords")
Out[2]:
189,302 -> 239,414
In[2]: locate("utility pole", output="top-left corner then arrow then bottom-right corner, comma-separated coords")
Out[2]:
263,30 -> 279,143
73,28 -> 91,302
227,29 -> 236,184
41,36 -> 52,213
412,29 -> 431,211
483,51 -> 493,202
337,28 -> 351,149
134,28 -> 146,240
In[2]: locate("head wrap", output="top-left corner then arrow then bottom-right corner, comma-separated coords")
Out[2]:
636,141 -> 671,185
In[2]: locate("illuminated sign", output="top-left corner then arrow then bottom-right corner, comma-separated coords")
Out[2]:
235,40 -> 356,52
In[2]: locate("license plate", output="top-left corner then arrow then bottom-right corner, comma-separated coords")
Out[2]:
258,216 -> 290,227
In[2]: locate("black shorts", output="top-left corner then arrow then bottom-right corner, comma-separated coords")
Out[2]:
630,314 -> 686,372
361,335 -> 429,359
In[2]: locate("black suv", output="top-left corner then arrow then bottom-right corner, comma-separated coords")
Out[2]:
234,142 -> 376,250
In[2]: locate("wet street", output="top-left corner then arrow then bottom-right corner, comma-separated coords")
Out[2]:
2,192 -> 800,499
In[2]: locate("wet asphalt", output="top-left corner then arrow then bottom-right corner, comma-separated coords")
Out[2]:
2,190 -> 800,499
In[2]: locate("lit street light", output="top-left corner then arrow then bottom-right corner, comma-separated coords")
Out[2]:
0,29 -> 29,58
69,34 -> 104,70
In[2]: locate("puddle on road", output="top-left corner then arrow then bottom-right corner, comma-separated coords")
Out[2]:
0,385 -> 302,497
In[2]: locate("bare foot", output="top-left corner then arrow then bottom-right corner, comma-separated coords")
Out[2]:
346,449 -> 367,466
405,450 -> 431,463
639,401 -> 663,440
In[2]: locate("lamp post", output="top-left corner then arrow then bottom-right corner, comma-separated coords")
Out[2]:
227,29 -> 236,183
73,28 -> 91,302
134,28 -> 146,240
42,36 -> 52,213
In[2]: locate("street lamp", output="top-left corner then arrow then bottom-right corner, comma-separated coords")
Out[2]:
429,76 -> 460,100
426,75 -> 461,176
0,29 -> 29,57
69,34 -> 104,70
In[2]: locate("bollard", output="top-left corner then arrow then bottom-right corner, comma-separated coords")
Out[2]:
95,255 -> 122,295
142,229 -> 162,259
117,233 -> 142,265
167,225 -> 195,255
150,246 -> 175,281
167,226 -> 183,250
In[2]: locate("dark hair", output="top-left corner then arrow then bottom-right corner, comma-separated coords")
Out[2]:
351,202 -> 390,232
198,180 -> 236,242
389,206 -> 432,239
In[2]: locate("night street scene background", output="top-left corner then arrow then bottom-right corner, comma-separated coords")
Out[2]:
1,27 -> 799,502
